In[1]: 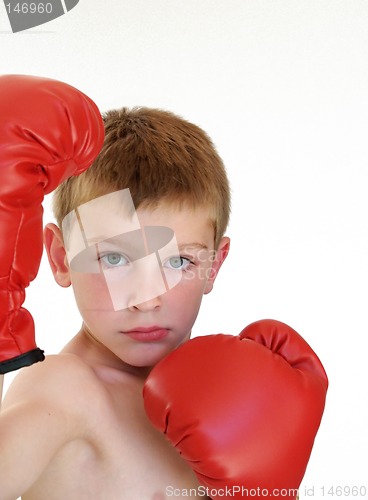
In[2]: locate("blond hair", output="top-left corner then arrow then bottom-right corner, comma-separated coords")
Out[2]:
53,107 -> 231,247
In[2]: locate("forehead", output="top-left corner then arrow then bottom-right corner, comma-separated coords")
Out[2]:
62,191 -> 215,256
136,203 -> 215,242
63,190 -> 139,243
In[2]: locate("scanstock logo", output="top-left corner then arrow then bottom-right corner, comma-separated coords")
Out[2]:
3,0 -> 79,32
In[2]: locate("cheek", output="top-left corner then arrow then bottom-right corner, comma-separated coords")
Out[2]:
168,274 -> 207,321
182,264 -> 213,292
70,272 -> 115,311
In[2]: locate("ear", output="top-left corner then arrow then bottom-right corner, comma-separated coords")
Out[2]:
204,236 -> 230,294
43,223 -> 71,288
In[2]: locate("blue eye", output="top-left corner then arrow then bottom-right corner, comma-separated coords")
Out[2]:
166,256 -> 192,270
100,253 -> 128,268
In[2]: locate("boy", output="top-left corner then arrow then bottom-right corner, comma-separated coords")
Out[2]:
0,75 -> 327,500
1,75 -> 230,499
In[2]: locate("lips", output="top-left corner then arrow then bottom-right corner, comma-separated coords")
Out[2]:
123,327 -> 169,342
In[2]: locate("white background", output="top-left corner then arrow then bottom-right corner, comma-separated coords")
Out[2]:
1,1 -> 368,498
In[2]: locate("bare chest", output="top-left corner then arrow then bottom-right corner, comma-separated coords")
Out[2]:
23,378 -> 200,500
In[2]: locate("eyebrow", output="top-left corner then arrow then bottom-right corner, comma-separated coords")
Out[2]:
85,235 -> 208,250
178,243 -> 209,251
87,236 -> 122,245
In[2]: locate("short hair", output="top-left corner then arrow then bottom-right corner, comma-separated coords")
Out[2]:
53,107 -> 231,247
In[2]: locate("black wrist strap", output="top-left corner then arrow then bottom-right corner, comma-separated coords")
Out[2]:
0,348 -> 45,375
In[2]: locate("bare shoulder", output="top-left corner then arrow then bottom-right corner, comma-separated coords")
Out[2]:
3,354 -> 108,418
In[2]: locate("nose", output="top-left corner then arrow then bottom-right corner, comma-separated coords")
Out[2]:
100,248 -> 169,311
128,294 -> 162,312
124,255 -> 167,311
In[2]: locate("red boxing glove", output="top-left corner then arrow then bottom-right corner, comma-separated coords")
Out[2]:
0,75 -> 104,374
143,319 -> 328,499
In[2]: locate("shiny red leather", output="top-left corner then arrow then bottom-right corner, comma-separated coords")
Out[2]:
143,319 -> 328,499
0,75 -> 104,373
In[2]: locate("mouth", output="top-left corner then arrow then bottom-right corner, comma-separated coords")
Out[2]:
122,326 -> 169,342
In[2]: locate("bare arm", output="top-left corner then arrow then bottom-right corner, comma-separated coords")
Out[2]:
0,354 -> 101,499
0,399 -> 71,498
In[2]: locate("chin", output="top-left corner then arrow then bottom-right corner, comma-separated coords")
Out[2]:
124,344 -> 172,369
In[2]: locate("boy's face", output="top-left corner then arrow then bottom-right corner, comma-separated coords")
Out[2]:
45,192 -> 229,370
